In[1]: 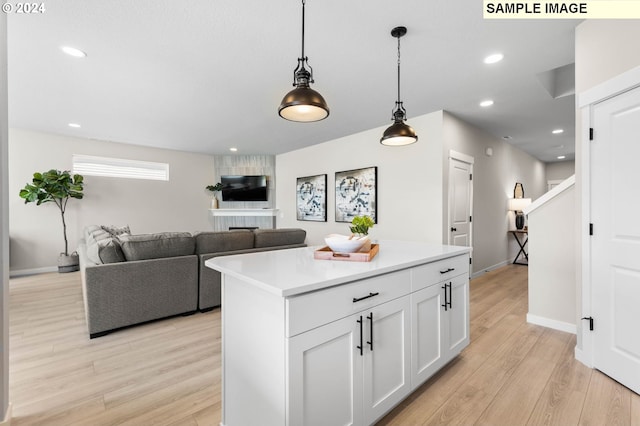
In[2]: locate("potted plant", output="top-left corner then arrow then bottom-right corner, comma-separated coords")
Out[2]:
349,215 -> 375,237
349,215 -> 375,251
206,182 -> 223,209
19,169 -> 84,273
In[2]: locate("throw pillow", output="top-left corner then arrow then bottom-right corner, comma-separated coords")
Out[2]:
101,225 -> 131,238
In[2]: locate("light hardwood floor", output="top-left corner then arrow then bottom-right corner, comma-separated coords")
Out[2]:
8,265 -> 640,425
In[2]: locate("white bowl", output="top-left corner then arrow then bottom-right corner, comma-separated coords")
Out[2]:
324,234 -> 369,253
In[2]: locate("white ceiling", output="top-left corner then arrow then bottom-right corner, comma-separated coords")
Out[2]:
7,0 -> 579,162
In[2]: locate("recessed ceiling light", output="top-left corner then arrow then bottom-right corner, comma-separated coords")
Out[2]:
557,155 -> 566,160
552,129 -> 564,134
61,46 -> 87,58
68,123 -> 81,128
229,147 -> 238,152
480,100 -> 494,107
484,53 -> 504,64
502,136 -> 512,140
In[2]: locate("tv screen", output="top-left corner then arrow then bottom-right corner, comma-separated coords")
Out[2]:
221,175 -> 268,201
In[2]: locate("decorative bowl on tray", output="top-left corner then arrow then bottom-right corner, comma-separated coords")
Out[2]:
324,234 -> 370,253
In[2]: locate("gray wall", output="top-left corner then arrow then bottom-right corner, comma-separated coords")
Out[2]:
442,112 -> 547,275
546,160 -> 575,183
1,12 -> 9,423
9,129 -> 216,273
275,111 -> 444,246
211,155 -> 276,231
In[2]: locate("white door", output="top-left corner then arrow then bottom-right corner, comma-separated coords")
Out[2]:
363,296 -> 411,425
590,85 -> 640,394
448,152 -> 474,249
288,314 -> 363,426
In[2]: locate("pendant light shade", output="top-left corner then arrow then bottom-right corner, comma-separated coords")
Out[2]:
278,0 -> 329,122
381,26 -> 418,146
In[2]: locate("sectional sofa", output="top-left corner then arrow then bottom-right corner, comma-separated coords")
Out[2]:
78,226 -> 306,338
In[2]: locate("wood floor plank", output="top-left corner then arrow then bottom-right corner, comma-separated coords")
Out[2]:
8,265 -> 638,426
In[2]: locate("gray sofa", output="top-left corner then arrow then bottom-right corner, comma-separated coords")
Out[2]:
79,226 -> 306,338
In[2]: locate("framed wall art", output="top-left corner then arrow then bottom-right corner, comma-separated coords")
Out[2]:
296,174 -> 327,221
335,166 -> 377,223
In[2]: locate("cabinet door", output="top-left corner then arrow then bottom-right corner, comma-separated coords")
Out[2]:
288,314 -> 363,426
444,274 -> 470,359
411,284 -> 444,387
363,296 -> 412,425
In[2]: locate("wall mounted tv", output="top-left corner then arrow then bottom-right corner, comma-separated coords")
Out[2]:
220,175 -> 268,201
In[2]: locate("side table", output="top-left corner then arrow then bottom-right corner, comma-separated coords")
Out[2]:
509,230 -> 528,265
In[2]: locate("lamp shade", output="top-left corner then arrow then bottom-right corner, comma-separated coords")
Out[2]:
508,198 -> 531,212
278,86 -> 329,122
380,121 -> 418,146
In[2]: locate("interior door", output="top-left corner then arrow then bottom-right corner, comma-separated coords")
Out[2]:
448,153 -> 473,249
591,85 -> 640,394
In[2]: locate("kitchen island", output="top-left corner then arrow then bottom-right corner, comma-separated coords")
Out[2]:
207,240 -> 471,426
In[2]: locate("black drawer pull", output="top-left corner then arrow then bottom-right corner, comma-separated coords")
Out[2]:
440,267 -> 455,274
353,292 -> 380,303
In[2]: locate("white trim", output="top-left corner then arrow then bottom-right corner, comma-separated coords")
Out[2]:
527,314 -> 577,334
574,347 -> 592,368
579,107 -> 594,368
579,65 -> 640,107
448,149 -> 475,164
9,266 -> 57,278
524,175 -> 575,215
0,403 -> 11,426
72,154 -> 170,181
209,209 -> 279,217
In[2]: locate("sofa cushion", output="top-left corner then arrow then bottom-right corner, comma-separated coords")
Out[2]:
84,225 -> 126,265
253,228 -> 306,248
101,224 -> 131,238
194,230 -> 254,254
120,232 -> 195,261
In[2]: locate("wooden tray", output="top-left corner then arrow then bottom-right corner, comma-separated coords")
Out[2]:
314,244 -> 379,262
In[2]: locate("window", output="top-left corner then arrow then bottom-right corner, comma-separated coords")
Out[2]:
72,154 -> 169,181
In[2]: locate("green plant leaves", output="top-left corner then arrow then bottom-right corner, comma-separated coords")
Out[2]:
19,169 -> 85,205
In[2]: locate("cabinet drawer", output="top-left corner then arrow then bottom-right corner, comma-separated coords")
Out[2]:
286,269 -> 411,337
412,254 -> 468,292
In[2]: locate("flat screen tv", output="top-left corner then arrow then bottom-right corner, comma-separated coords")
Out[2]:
220,175 -> 268,201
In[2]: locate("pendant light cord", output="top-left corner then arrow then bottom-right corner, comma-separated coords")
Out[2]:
396,35 -> 401,104
301,0 -> 306,60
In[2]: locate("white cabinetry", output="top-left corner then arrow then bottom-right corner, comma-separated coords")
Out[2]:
208,243 -> 471,426
411,256 -> 469,386
288,293 -> 411,426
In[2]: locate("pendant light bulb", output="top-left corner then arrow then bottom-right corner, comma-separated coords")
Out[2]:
278,0 -> 329,122
381,26 -> 418,146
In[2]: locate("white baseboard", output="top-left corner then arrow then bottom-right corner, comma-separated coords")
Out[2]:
471,259 -> 510,279
9,266 -> 57,278
527,313 -> 577,334
1,403 -> 12,426
574,346 -> 593,368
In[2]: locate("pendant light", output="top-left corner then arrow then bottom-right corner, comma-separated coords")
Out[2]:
278,0 -> 329,122
380,26 -> 418,146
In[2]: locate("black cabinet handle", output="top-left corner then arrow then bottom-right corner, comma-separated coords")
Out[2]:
451,227 -> 457,232
448,282 -> 452,309
357,316 -> 363,356
353,292 -> 380,303
440,267 -> 455,274
441,284 -> 448,311
367,312 -> 373,351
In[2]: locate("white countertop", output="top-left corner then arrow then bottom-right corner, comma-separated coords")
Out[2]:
206,240 -> 471,297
